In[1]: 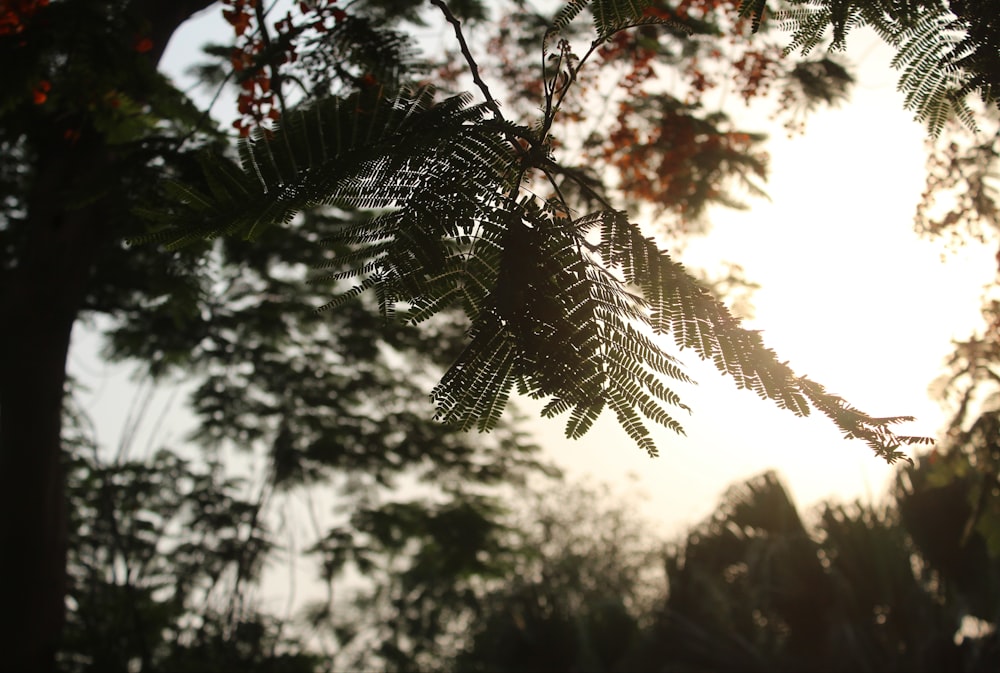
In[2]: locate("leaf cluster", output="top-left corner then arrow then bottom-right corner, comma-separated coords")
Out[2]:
133,0 -> 936,462
453,463 -> 1000,672
60,446 -> 316,672
752,0 -> 998,134
142,68 -> 925,462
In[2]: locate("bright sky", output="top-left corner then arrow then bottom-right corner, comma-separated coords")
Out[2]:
534,37 -> 997,532
70,7 -> 997,546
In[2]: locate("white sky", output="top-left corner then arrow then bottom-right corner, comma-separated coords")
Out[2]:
71,6 -> 997,547
534,37 -> 997,532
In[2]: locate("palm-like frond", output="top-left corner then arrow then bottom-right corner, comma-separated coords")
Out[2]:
131,87 -> 515,247
773,0 -> 983,134
433,202 -> 693,455
596,209 -> 922,461
891,12 -> 978,135
737,0 -> 769,35
552,0 -> 675,41
142,87 -> 923,461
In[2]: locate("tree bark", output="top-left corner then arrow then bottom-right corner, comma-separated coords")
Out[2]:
0,2 -> 216,669
0,143 -> 103,673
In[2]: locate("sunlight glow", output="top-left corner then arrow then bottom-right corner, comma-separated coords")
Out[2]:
538,38 -> 997,534
142,15 -> 999,537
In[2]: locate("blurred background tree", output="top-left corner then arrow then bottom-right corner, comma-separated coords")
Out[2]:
449,467 -> 1000,673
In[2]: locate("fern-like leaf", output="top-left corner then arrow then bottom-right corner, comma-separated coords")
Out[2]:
591,207 -> 925,460
552,0 -> 680,42
892,12 -> 976,135
143,86 -> 926,462
738,0 -> 768,34
131,87 -> 514,248
776,1 -> 983,135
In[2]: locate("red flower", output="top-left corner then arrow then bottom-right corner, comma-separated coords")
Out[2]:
134,36 -> 153,53
32,79 -> 50,104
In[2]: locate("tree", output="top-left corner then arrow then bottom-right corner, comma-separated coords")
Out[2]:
4,0 -> 992,668
635,471 -> 966,672
452,479 -> 664,673
52,210 -> 551,671
451,468 -> 1000,673
142,0 -> 928,468
59,442 -> 320,672
3,2 -> 549,668
896,21 -> 1000,616
2,2 -> 221,667
742,0 -> 998,135
631,463 -> 1000,672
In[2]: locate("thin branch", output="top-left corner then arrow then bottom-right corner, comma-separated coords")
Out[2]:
253,0 -> 291,115
541,158 -> 616,212
430,0 -> 505,121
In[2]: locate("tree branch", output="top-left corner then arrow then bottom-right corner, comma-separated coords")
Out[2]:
430,0 -> 505,122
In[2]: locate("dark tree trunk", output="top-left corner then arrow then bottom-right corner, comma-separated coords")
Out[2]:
0,143 -> 103,672
0,2 -> 216,669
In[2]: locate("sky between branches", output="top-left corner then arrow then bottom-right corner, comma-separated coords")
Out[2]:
71,5 -> 999,537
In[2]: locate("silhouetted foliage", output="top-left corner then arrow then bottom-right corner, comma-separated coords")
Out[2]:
454,481 -> 663,673
452,468 -> 1000,673
59,444 -> 320,672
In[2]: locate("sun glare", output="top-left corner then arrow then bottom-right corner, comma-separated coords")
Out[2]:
539,39 -> 997,535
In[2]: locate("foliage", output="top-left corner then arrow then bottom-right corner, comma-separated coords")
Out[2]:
2,2 -> 548,669
747,0 -> 999,135
137,0 -> 935,463
305,490 -> 524,671
628,469 -> 992,672
449,467 -> 1000,672
913,105 -> 1000,572
58,317 -> 550,673
56,441 -> 1000,672
59,438 -> 319,672
916,109 -> 1000,255
453,480 -> 665,673
68,204 -> 553,670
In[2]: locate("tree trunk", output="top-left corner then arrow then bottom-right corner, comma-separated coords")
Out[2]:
0,2 -> 216,669
0,144 -> 102,672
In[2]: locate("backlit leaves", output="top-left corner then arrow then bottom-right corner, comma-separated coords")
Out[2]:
553,0 -> 671,41
772,0 -> 990,135
141,15 -> 927,462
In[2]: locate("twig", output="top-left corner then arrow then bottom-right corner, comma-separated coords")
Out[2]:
430,0 -> 505,121
253,0 -> 290,115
